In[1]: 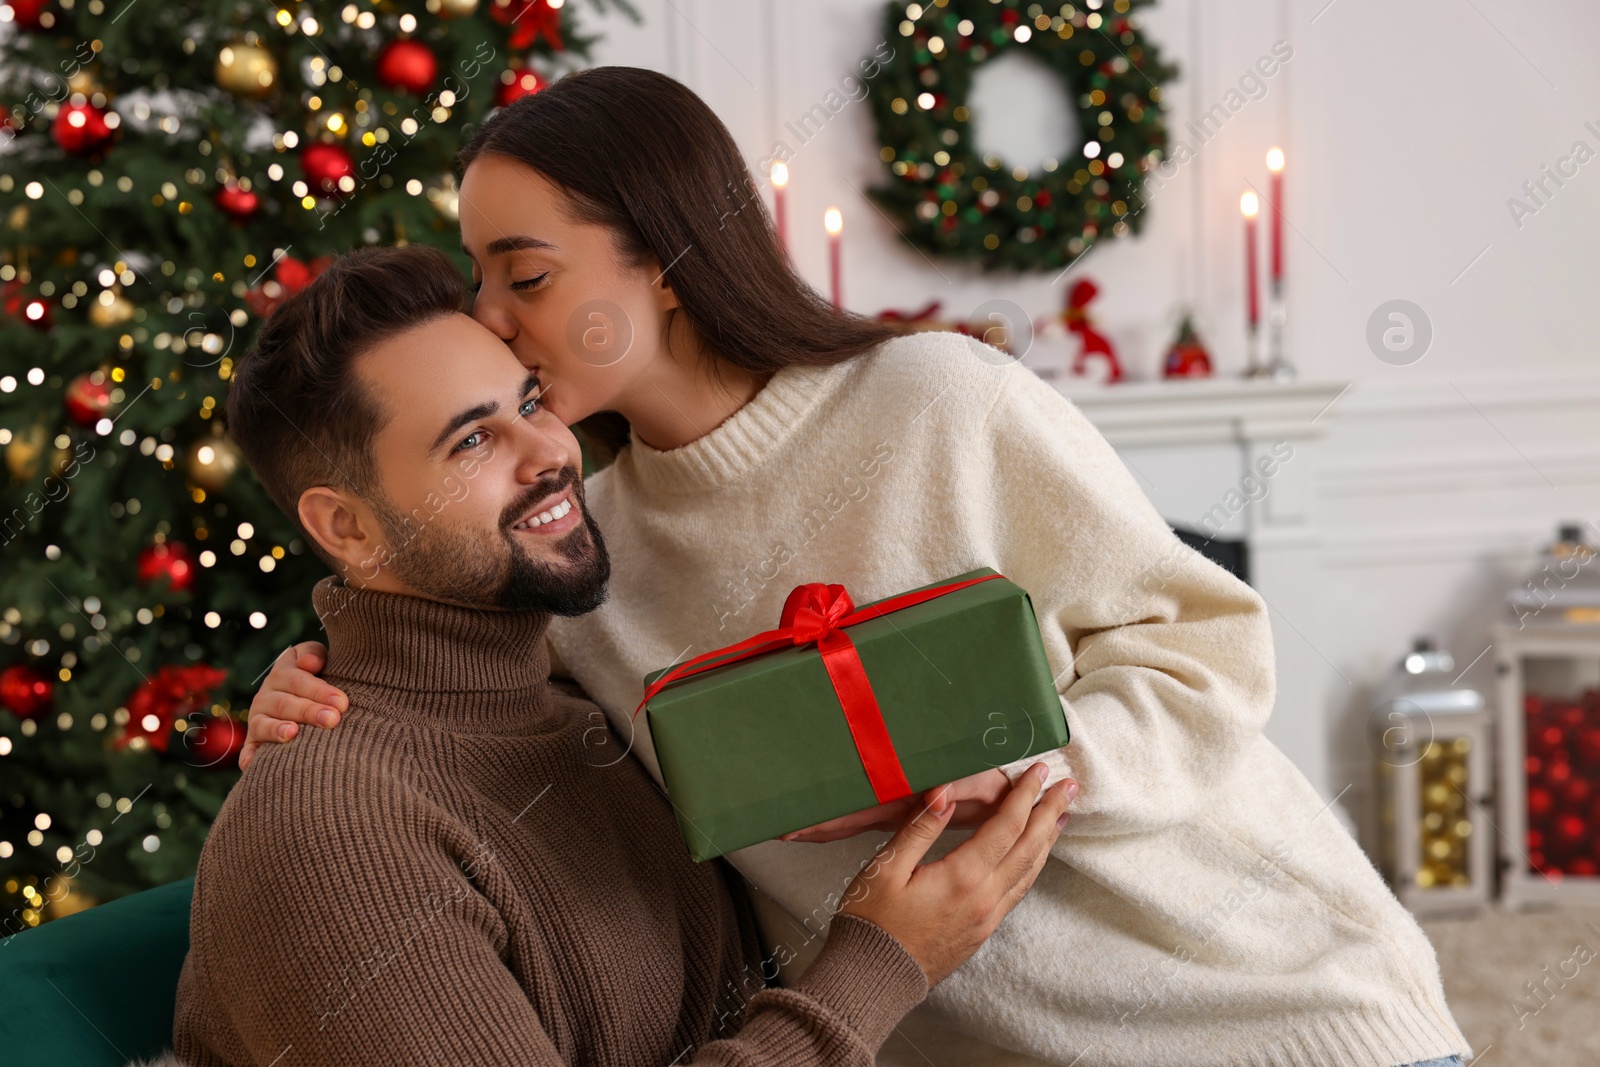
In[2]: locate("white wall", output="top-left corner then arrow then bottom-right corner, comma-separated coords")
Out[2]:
591,1 -> 1600,845
593,0 -> 1600,380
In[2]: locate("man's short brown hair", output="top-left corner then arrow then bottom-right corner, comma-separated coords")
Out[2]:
225,245 -> 467,561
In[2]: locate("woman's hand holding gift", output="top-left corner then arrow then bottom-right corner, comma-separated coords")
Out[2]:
779,766 -> 1015,843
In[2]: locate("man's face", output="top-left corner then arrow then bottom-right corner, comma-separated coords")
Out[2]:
343,311 -> 609,616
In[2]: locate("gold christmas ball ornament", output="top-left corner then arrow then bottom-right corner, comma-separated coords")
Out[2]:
88,287 -> 135,328
216,42 -> 278,98
427,0 -> 481,17
426,173 -> 460,221
5,424 -> 47,482
66,68 -> 100,97
185,433 -> 242,492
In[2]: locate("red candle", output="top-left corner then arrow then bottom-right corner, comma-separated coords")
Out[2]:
1266,147 -> 1284,288
1240,190 -> 1260,328
770,161 -> 789,255
825,206 -> 843,308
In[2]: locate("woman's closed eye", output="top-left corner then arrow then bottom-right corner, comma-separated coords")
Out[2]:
466,274 -> 544,295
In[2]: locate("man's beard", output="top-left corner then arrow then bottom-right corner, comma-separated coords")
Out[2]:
367,466 -> 611,617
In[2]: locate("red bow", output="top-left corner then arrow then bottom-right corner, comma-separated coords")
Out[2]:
635,573 -> 1003,804
244,254 -> 334,318
116,664 -> 229,752
491,0 -> 563,51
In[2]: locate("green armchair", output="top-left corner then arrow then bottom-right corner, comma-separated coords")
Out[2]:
0,877 -> 194,1066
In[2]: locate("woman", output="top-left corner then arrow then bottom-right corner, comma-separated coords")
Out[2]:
242,66 -> 1468,1067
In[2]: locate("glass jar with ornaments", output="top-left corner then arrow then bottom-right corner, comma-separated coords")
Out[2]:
1370,638 -> 1491,918
1162,310 -> 1214,379
1493,523 -> 1600,909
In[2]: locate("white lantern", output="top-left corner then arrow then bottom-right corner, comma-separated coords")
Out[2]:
1494,523 -> 1600,909
1371,638 -> 1492,917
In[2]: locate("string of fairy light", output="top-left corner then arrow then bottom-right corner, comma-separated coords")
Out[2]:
0,0 -> 612,921
866,0 -> 1174,271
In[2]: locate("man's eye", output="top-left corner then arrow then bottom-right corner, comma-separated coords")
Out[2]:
453,431 -> 486,453
519,395 -> 542,417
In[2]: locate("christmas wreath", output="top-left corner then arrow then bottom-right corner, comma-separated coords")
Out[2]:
866,0 -> 1177,273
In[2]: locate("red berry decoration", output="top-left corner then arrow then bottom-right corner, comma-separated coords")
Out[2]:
185,713 -> 245,768
138,541 -> 195,593
376,39 -> 438,94
301,142 -> 355,198
52,102 -> 114,156
0,663 -> 52,719
64,371 -> 113,425
214,182 -> 260,221
496,68 -> 545,107
1,0 -> 51,30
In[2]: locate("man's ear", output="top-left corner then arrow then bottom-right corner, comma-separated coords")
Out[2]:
298,486 -> 388,587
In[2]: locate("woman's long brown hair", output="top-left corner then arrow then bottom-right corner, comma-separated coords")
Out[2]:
458,66 -> 901,464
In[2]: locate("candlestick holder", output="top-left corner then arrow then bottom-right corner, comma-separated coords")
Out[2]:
1264,281 -> 1294,381
1244,322 -> 1268,378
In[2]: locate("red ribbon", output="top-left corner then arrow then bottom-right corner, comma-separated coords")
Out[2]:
876,299 -> 944,324
634,573 -> 1003,804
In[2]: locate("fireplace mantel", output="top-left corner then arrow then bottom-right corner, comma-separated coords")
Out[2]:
1056,377 -> 1351,449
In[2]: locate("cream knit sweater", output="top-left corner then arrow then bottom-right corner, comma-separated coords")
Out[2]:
546,330 -> 1470,1067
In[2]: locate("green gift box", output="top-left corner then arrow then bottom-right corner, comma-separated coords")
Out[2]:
641,568 -> 1071,862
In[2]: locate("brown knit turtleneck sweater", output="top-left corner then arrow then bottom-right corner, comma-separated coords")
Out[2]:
172,576 -> 928,1066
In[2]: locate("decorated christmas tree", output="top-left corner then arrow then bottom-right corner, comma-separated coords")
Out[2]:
0,0 -> 636,930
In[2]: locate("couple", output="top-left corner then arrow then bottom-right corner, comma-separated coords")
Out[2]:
183,66 -> 1469,1066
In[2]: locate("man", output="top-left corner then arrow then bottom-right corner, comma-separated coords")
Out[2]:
170,245 -> 1075,1066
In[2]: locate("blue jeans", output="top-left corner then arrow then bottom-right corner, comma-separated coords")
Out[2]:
1396,1059 -> 1464,1067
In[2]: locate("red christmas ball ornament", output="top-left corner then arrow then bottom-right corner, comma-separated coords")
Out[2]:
1558,813 -> 1586,843
376,39 -> 438,94
214,182 -> 260,221
1563,777 -> 1593,807
185,713 -> 245,768
138,541 -> 195,593
3,286 -> 52,330
1,0 -> 51,30
52,101 -> 115,156
0,663 -> 52,718
1570,857 -> 1599,878
301,142 -> 355,198
496,67 -> 546,108
64,372 -> 113,425
1528,786 -> 1553,818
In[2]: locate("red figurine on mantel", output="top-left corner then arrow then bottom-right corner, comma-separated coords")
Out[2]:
1060,279 -> 1122,384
